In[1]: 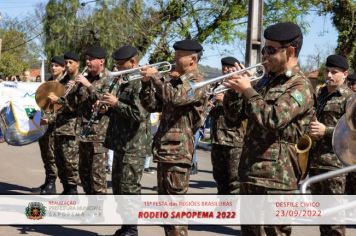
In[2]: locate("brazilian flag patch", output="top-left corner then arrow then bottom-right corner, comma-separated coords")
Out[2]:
291,91 -> 305,106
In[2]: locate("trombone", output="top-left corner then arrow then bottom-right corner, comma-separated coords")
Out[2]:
106,61 -> 173,82
190,63 -> 266,95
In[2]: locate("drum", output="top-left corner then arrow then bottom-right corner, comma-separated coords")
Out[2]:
0,100 -> 47,146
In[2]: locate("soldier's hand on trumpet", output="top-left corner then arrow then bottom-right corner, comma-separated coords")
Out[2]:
75,74 -> 91,88
101,92 -> 118,107
140,65 -> 158,82
223,62 -> 252,94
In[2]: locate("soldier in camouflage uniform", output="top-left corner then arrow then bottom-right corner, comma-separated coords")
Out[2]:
309,55 -> 353,236
35,56 -> 66,194
102,46 -> 150,236
140,39 -> 207,236
48,52 -> 81,194
72,46 -> 110,194
224,22 -> 315,236
209,56 -> 245,194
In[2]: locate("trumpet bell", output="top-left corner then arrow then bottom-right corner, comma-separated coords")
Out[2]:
35,81 -> 65,112
295,134 -> 313,179
332,94 -> 356,166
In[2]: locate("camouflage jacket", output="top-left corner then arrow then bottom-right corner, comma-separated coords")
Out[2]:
139,69 -> 208,165
224,71 -> 315,190
310,84 -> 353,170
71,69 -> 110,143
104,77 -> 150,157
210,97 -> 245,147
53,73 -> 79,136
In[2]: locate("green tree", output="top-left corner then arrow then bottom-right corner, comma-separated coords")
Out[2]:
312,0 -> 356,70
0,17 -> 39,76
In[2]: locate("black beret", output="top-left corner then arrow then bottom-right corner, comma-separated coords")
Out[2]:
325,55 -> 349,70
64,51 -> 80,62
347,73 -> 356,82
173,39 -> 203,52
221,56 -> 240,67
264,22 -> 302,42
51,56 -> 65,67
85,46 -> 106,59
112,45 -> 138,60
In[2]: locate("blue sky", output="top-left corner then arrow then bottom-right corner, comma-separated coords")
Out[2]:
0,0 -> 338,69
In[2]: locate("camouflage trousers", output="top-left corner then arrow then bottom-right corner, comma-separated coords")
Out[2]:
240,183 -> 293,236
157,162 -> 191,236
38,131 -> 57,179
346,172 -> 356,194
310,168 -> 346,236
112,152 -> 145,194
79,142 -> 108,194
54,135 -> 79,186
211,144 -> 241,194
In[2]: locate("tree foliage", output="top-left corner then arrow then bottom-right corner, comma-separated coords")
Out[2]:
42,0 -> 320,66
0,17 -> 40,76
312,0 -> 356,70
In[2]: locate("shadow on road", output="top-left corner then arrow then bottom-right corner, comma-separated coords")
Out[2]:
0,182 -> 33,194
12,225 -> 100,236
189,180 -> 216,190
189,225 -> 241,235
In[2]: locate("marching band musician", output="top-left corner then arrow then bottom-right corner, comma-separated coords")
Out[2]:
47,51 -> 81,194
34,56 -> 66,194
102,45 -> 150,236
309,55 -> 353,236
209,56 -> 245,194
139,39 -> 208,236
72,46 -> 110,194
223,22 -> 315,236
347,73 -> 356,93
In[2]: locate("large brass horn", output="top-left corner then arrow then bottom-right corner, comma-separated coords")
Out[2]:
332,94 -> 356,166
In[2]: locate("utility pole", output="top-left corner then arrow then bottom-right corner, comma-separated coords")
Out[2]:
245,0 -> 263,67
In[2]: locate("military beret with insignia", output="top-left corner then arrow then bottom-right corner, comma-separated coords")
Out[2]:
173,39 -> 203,52
264,22 -> 302,42
64,51 -> 80,62
51,56 -> 65,67
325,54 -> 349,70
85,46 -> 106,59
347,73 -> 356,82
112,45 -> 138,60
221,56 -> 240,67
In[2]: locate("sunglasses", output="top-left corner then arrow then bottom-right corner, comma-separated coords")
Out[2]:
262,45 -> 288,56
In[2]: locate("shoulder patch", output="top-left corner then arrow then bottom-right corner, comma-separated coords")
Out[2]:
291,90 -> 305,106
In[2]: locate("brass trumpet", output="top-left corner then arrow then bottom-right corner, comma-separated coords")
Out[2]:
106,61 -> 173,82
191,63 -> 266,96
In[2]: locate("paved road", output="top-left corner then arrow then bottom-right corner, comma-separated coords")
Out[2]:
0,142 -> 355,235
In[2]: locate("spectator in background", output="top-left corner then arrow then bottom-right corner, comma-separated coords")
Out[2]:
35,75 -> 42,82
10,75 -> 18,82
23,70 -> 32,82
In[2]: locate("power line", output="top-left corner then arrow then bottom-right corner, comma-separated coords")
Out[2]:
2,32 -> 43,53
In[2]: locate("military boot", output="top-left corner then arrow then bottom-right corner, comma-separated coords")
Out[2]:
66,185 -> 78,194
61,184 -> 69,195
114,225 -> 138,236
40,177 -> 56,194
